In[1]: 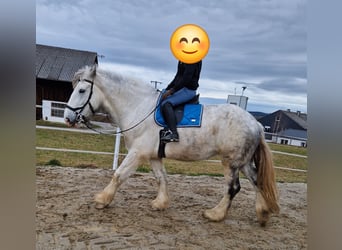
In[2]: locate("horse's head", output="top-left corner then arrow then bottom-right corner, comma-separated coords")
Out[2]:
64,65 -> 101,127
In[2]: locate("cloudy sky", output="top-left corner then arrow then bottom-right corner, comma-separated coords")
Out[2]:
36,0 -> 306,113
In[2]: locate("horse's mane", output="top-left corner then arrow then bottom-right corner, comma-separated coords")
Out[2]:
72,65 -> 154,93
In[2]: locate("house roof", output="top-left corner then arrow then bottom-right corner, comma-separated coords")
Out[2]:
278,128 -> 307,140
283,110 -> 307,130
36,44 -> 98,82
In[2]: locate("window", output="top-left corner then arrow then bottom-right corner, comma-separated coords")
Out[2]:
280,139 -> 288,145
51,102 -> 66,118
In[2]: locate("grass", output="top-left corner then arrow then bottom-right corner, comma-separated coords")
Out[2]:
36,128 -> 123,153
36,128 -> 307,183
45,159 -> 62,166
268,143 -> 307,156
36,120 -> 70,128
36,119 -> 102,129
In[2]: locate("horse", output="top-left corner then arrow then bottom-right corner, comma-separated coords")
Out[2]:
64,65 -> 279,226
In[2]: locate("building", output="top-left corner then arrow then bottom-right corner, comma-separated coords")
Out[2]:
257,109 -> 307,147
227,95 -> 248,110
36,44 -> 98,119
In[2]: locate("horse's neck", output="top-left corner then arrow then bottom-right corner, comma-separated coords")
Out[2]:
97,72 -> 158,129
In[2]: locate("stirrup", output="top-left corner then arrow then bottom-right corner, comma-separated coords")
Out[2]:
161,130 -> 179,142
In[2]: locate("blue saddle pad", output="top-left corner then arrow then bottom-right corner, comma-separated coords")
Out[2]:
155,102 -> 203,128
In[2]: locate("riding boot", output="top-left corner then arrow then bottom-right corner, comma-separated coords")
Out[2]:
161,102 -> 179,142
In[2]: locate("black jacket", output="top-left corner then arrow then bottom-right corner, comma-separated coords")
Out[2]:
166,61 -> 202,92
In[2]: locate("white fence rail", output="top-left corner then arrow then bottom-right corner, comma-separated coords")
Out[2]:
36,126 -> 307,173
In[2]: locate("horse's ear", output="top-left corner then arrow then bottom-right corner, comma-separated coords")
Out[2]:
90,64 -> 97,78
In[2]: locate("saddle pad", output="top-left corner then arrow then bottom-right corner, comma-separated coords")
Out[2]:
155,103 -> 203,128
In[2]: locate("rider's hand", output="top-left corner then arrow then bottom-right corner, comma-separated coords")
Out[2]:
162,89 -> 174,100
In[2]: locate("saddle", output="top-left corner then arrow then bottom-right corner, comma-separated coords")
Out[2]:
155,94 -> 203,128
156,94 -> 203,158
174,94 -> 200,123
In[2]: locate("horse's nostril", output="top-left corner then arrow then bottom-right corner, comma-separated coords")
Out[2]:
65,117 -> 73,126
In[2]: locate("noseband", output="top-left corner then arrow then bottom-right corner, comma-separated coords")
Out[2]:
65,79 -> 96,123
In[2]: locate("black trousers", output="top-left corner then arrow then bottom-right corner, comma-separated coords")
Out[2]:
161,102 -> 177,134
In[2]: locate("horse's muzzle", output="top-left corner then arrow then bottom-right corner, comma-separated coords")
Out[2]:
65,117 -> 76,127
65,112 -> 88,127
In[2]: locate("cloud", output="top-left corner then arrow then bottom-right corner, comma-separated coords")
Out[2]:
36,0 -> 307,113
257,77 -> 307,94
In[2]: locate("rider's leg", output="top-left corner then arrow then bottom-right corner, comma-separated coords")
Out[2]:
161,87 -> 196,142
161,102 -> 178,141
162,87 -> 196,107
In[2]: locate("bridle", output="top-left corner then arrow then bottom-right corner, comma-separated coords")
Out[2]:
65,78 -> 161,135
65,79 -> 95,124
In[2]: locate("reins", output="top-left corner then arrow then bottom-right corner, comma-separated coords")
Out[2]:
82,101 -> 160,135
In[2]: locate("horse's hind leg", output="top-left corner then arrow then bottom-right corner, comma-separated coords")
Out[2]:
241,162 -> 270,226
150,159 -> 170,210
240,162 -> 257,187
203,159 -> 240,221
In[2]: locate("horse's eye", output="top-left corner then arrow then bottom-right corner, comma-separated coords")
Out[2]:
79,89 -> 86,94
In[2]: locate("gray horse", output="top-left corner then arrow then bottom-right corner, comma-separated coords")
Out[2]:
64,65 -> 279,226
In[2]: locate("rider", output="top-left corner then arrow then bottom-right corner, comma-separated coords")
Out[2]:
161,60 -> 202,142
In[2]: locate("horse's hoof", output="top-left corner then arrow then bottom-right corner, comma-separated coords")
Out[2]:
95,203 -> 107,209
151,199 -> 169,210
94,192 -> 111,209
256,209 -> 270,227
259,221 -> 267,227
203,209 -> 225,222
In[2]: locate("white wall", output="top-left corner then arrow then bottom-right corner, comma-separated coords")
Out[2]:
42,100 -> 66,123
274,135 -> 307,147
227,95 -> 248,110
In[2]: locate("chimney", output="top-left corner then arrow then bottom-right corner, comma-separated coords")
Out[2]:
296,111 -> 301,116
287,109 -> 291,112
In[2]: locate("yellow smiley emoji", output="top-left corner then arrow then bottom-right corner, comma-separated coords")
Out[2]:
170,24 -> 210,64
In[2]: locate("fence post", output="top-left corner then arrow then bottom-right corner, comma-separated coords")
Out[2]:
113,127 -> 121,170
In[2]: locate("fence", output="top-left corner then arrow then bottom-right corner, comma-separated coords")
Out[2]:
36,100 -> 306,172
36,126 -> 307,173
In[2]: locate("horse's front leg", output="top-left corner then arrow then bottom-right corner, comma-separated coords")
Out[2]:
150,159 -> 170,210
94,151 -> 141,209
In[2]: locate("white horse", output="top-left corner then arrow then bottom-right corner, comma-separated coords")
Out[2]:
64,65 -> 279,226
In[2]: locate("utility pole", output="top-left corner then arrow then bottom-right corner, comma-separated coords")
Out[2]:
241,86 -> 247,96
150,80 -> 162,89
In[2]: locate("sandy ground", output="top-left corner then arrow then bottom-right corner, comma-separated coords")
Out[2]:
36,166 -> 307,249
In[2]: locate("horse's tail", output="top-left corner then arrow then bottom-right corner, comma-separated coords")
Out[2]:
253,134 -> 280,214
